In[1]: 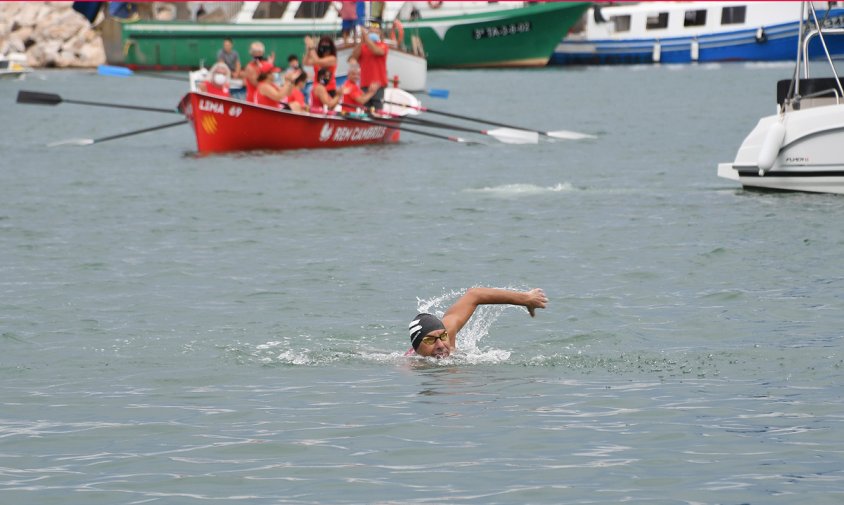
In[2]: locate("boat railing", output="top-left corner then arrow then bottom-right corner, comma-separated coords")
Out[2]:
780,78 -> 844,114
781,2 -> 844,110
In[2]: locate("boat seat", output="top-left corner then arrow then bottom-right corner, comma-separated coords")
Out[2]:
777,77 -> 843,106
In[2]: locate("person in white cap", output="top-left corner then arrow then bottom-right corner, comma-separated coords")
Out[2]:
408,288 -> 548,358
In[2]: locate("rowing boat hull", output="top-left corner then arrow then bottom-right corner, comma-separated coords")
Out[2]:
178,92 -> 400,154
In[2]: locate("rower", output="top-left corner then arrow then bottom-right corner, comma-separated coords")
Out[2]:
311,68 -> 343,114
340,62 -> 380,113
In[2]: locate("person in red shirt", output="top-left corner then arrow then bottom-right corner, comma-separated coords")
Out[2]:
340,62 -> 380,112
351,22 -> 388,106
198,62 -> 231,97
311,68 -> 343,114
253,60 -> 288,109
283,70 -> 309,113
303,35 -> 338,99
244,41 -> 275,103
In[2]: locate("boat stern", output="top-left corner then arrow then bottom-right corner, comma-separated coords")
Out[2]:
717,162 -> 741,182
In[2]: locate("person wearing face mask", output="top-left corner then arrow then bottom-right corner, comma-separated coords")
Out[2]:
282,70 -> 309,113
407,288 -> 548,359
198,62 -> 231,97
244,41 -> 275,103
284,54 -> 300,80
303,35 -> 338,99
311,67 -> 343,114
253,60 -> 289,109
350,21 -> 389,107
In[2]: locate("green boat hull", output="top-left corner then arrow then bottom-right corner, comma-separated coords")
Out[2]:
103,2 -> 589,70
400,2 -> 590,68
104,18 -> 341,69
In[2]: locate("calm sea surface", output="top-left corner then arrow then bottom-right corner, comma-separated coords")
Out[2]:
2,63 -> 844,504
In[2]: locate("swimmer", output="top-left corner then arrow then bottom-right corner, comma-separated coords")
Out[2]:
408,287 -> 547,359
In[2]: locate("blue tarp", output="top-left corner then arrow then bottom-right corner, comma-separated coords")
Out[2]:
71,1 -> 102,24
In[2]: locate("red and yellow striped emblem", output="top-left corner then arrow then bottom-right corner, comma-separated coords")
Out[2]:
201,115 -> 218,135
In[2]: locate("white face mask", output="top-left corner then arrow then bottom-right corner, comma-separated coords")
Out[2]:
212,73 -> 227,86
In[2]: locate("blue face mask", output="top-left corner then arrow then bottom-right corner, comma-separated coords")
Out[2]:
368,32 -> 381,43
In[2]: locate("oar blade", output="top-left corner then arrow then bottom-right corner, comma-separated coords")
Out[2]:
17,90 -> 62,106
488,128 -> 539,145
98,64 -> 134,77
426,88 -> 450,99
545,130 -> 597,140
47,138 -> 94,147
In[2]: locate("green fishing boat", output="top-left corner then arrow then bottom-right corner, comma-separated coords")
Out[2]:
101,2 -> 589,70
399,2 -> 590,68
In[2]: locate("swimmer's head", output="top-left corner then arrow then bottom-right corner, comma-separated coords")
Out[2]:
408,313 -> 450,358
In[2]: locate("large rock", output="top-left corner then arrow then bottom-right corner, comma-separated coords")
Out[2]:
0,1 -> 106,68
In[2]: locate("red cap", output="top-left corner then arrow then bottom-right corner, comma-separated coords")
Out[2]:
259,60 -> 279,73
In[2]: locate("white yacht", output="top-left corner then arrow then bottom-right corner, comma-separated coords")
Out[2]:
718,2 -> 844,194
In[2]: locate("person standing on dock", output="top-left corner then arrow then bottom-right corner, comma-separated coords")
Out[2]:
216,38 -> 242,79
407,288 -> 548,359
338,1 -> 358,45
351,21 -> 388,107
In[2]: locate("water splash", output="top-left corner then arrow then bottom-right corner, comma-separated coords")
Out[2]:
464,183 -> 574,198
415,288 -> 516,364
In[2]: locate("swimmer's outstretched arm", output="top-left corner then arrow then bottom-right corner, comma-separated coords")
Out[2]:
441,288 -> 547,347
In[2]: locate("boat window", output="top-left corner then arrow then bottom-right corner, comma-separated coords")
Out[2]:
684,9 -> 707,27
252,1 -> 288,19
611,15 -> 631,32
721,6 -> 746,25
646,13 -> 669,30
294,1 -> 330,19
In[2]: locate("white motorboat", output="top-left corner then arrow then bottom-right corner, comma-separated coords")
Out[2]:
717,2 -> 844,194
0,53 -> 31,80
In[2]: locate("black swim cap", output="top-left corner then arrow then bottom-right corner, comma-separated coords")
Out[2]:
408,313 -> 445,350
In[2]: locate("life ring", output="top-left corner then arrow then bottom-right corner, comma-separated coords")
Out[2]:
390,19 -> 404,42
428,1 -> 442,8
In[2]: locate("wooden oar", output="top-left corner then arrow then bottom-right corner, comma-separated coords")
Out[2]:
17,90 -> 179,114
339,112 -> 480,145
378,110 -> 538,144
341,102 -> 529,143
380,99 -> 596,140
48,120 -> 188,147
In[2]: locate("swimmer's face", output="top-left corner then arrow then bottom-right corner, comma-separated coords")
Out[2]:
415,329 -> 450,359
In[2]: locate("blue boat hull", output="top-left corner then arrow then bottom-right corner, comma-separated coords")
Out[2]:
552,10 -> 844,65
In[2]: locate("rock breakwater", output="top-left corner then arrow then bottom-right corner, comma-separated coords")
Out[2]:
0,1 -> 105,68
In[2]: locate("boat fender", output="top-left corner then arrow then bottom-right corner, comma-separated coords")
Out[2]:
652,41 -> 661,63
428,0 -> 442,8
690,39 -> 699,62
391,19 -> 404,43
755,27 -> 767,44
757,121 -> 786,175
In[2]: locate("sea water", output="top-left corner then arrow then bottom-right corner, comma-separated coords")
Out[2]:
1,63 -> 843,504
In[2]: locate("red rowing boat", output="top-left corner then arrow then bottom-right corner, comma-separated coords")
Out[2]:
178,91 -> 401,154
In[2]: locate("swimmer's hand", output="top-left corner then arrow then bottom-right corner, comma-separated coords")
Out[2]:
525,288 -> 548,317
